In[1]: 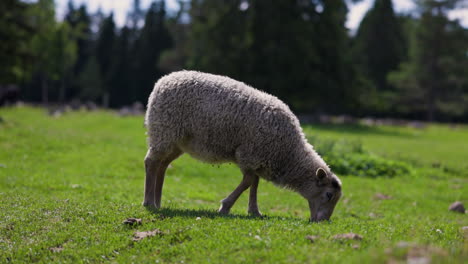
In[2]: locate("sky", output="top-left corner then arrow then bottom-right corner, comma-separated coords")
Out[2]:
54,0 -> 468,30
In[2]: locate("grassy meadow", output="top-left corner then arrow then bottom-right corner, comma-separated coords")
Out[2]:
0,106 -> 467,263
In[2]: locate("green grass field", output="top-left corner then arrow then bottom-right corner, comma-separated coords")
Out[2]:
1,107 -> 467,263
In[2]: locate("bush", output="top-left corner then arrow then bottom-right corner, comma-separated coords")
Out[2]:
307,135 -> 412,177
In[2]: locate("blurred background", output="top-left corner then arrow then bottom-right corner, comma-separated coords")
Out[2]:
1,0 -> 468,122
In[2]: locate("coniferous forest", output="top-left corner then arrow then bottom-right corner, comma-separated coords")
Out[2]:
1,0 -> 468,122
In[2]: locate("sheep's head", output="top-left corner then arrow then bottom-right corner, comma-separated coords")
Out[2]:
300,167 -> 342,222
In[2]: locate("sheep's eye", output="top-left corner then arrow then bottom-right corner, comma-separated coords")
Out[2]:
326,192 -> 333,201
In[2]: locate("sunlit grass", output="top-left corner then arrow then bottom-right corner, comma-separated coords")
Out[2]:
0,107 -> 466,263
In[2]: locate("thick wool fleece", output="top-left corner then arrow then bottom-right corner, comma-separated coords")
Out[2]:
145,71 -> 332,191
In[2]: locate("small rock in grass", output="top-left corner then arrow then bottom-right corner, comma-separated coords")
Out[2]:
462,226 -> 468,238
448,201 -> 465,213
123,218 -> 142,226
352,244 -> 360,249
333,233 -> 363,241
368,212 -> 378,219
305,235 -> 319,243
374,193 -> 392,200
254,235 -> 261,240
407,256 -> 430,264
49,246 -> 63,253
196,217 -> 201,221
133,229 -> 164,241
395,241 -> 412,248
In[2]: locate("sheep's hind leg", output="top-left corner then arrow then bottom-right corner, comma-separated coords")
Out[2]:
248,175 -> 262,217
218,170 -> 254,215
143,145 -> 182,209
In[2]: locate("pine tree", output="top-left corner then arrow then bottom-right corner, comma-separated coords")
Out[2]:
133,1 -> 173,104
127,0 -> 145,30
354,0 -> 405,90
65,2 -> 93,100
187,0 -> 363,113
0,0 -> 34,84
95,13 -> 116,106
77,56 -> 102,101
50,22 -> 77,103
109,26 -> 132,107
389,0 -> 468,121
28,0 -> 57,104
313,0 -> 360,112
188,0 -> 246,79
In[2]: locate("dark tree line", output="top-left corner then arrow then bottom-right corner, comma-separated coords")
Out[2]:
1,0 -> 467,121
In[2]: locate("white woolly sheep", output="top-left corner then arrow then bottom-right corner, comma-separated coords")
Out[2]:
143,71 -> 342,222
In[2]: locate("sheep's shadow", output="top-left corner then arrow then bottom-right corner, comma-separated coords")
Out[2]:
145,206 -> 300,222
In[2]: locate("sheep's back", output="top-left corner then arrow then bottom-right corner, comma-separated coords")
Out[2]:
145,71 -> 305,164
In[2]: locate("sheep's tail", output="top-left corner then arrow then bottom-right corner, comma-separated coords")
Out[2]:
144,91 -> 155,129
144,103 -> 152,129
144,80 -> 161,129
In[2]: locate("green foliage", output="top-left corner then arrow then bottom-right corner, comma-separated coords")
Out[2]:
388,0 -> 468,121
3,0 -> 468,121
307,135 -> 412,178
77,56 -> 103,100
351,0 -> 407,113
0,107 -> 466,263
20,0 -> 79,103
187,0 -> 362,113
65,3 -> 93,98
326,154 -> 411,178
96,13 -> 116,106
0,0 -> 33,83
109,26 -> 133,107
353,0 -> 406,92
28,0 -> 57,79
132,0 -> 173,104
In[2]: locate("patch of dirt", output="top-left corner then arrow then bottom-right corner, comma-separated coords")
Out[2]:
448,201 -> 466,213
369,212 -> 383,219
133,229 -> 164,241
333,233 -> 363,241
374,193 -> 393,200
123,218 -> 142,226
305,235 -> 319,243
49,246 -> 63,253
386,242 -> 448,264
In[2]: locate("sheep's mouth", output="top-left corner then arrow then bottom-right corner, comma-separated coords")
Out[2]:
310,212 -> 330,222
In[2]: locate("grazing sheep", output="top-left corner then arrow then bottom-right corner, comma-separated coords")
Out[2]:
144,71 -> 342,222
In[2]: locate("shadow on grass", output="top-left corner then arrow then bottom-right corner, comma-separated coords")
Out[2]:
145,206 -> 301,222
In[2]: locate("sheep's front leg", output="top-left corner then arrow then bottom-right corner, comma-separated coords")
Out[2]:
218,173 -> 253,214
248,175 -> 262,217
143,149 -> 159,208
143,146 -> 181,209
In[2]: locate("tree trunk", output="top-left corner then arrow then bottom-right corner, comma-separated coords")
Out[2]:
427,98 -> 435,122
59,77 -> 66,103
427,82 -> 437,122
41,75 -> 48,105
102,92 -> 109,108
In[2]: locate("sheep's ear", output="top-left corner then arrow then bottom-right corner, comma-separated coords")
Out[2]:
316,168 -> 327,181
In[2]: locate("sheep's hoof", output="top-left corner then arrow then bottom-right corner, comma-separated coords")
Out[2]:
218,204 -> 231,215
248,210 -> 263,218
142,201 -> 159,210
